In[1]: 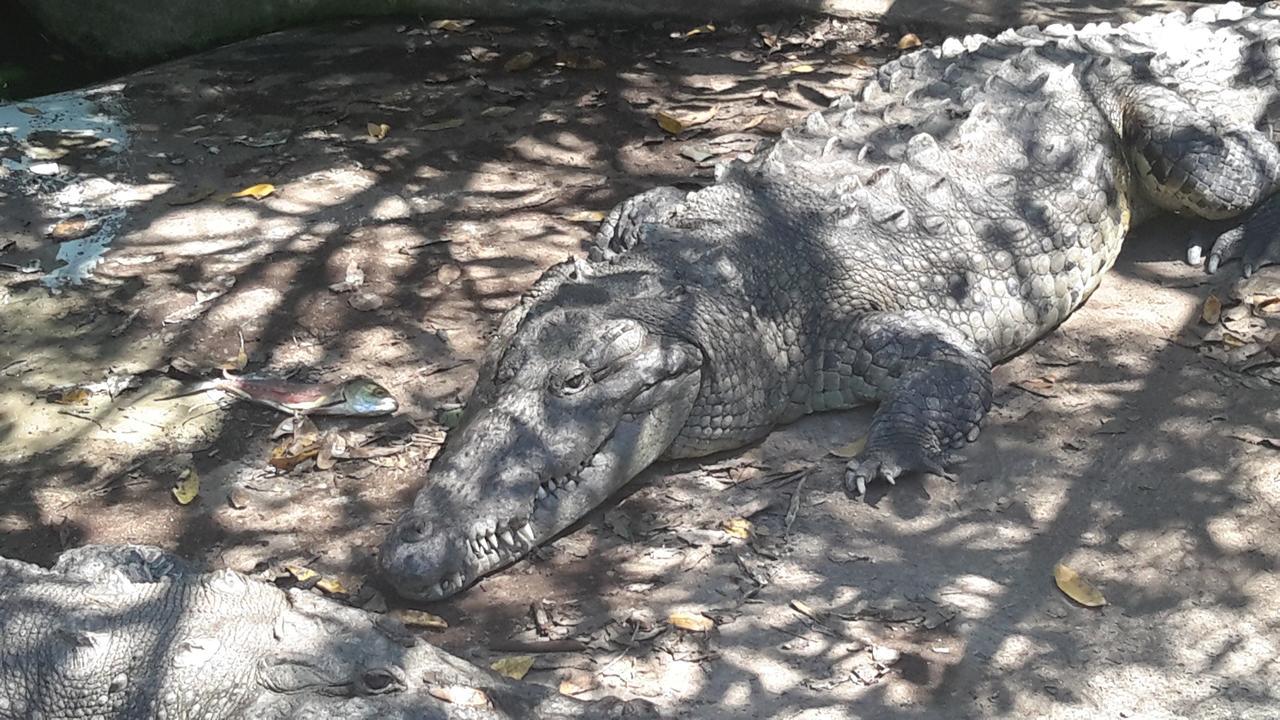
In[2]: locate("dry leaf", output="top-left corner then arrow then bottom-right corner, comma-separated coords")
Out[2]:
503,51 -> 539,72
172,468 -> 200,505
367,122 -> 390,140
423,118 -> 466,131
834,53 -> 873,68
1014,375 -> 1058,398
49,387 -> 92,405
654,106 -> 718,135
216,330 -> 248,372
329,260 -> 365,293
18,106 -> 43,115
829,436 -> 868,459
790,599 -> 828,623
393,608 -> 450,630
564,210 -> 605,223
1053,562 -> 1107,607
757,26 -> 780,50
668,610 -> 715,632
428,19 -> 473,32
285,565 -> 319,583
683,23 -> 716,37
1254,295 -> 1280,315
291,415 -> 320,446
428,685 -> 491,707
1229,431 -> 1280,450
1201,294 -> 1223,325
228,183 -> 276,201
438,405 -> 464,428
558,670 -> 596,695
722,517 -> 753,539
316,432 -> 349,470
490,655 -> 536,680
316,577 -> 347,595
739,115 -> 767,131
897,33 -> 923,50
48,215 -> 99,242
1219,331 -> 1248,348
787,63 -> 816,74
480,105 -> 517,118
269,442 -> 320,471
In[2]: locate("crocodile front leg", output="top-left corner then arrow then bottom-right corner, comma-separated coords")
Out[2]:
818,312 -> 993,496
1120,83 -> 1280,276
592,186 -> 688,259
1186,193 -> 1280,276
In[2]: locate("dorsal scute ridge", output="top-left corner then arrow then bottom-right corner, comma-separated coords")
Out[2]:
745,5 -> 1278,189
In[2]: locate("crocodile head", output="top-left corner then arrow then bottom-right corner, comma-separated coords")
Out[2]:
381,264 -> 702,600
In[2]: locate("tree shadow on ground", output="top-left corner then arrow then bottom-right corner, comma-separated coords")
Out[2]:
1,6 -> 1277,719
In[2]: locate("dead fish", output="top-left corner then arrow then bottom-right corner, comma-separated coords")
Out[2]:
160,372 -> 399,417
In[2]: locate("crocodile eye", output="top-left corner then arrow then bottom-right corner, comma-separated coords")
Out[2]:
361,668 -> 400,694
561,370 -> 591,394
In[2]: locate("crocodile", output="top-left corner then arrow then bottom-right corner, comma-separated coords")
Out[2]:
381,3 -> 1280,602
0,545 -> 653,719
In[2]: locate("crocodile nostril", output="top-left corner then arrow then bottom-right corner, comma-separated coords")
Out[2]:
399,516 -> 428,542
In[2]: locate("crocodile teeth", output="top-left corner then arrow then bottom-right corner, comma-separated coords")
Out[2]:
517,524 -> 535,544
499,530 -> 516,547
536,486 -> 547,500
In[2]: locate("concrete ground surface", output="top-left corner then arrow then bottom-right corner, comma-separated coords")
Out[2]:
1,8 -> 1278,719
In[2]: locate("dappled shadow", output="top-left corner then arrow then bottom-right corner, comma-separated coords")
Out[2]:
2,5 -> 1279,719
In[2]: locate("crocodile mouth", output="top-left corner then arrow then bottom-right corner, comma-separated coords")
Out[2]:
450,439 -> 618,595
384,410 -> 654,602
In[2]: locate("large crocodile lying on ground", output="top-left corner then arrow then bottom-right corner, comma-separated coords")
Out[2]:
381,3 -> 1280,601
0,545 -> 653,719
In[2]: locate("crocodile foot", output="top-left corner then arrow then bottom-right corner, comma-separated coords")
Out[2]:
844,442 -> 957,497
1186,195 -> 1280,277
593,186 -> 688,259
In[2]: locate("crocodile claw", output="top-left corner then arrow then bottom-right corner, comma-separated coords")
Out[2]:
844,444 -> 954,497
1187,198 -> 1280,277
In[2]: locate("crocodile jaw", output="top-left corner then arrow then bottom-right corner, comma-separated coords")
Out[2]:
379,335 -> 701,602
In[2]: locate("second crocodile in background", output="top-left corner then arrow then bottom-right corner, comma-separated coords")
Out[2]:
382,3 -> 1280,601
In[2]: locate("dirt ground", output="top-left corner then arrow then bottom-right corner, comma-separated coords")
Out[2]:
2,11 -> 1278,720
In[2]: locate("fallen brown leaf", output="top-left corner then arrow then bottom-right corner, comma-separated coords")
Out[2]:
48,215 -> 100,242
171,468 -> 200,505
503,51 -> 539,72
669,610 -> 715,632
428,686 -> 492,707
558,670 -> 596,696
722,517 -> 752,539
392,608 -> 449,630
1201,293 -> 1223,325
654,106 -> 718,135
1053,562 -> 1106,608
428,19 -> 474,32
490,655 -> 535,680
564,210 -> 605,223
226,183 -> 275,201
